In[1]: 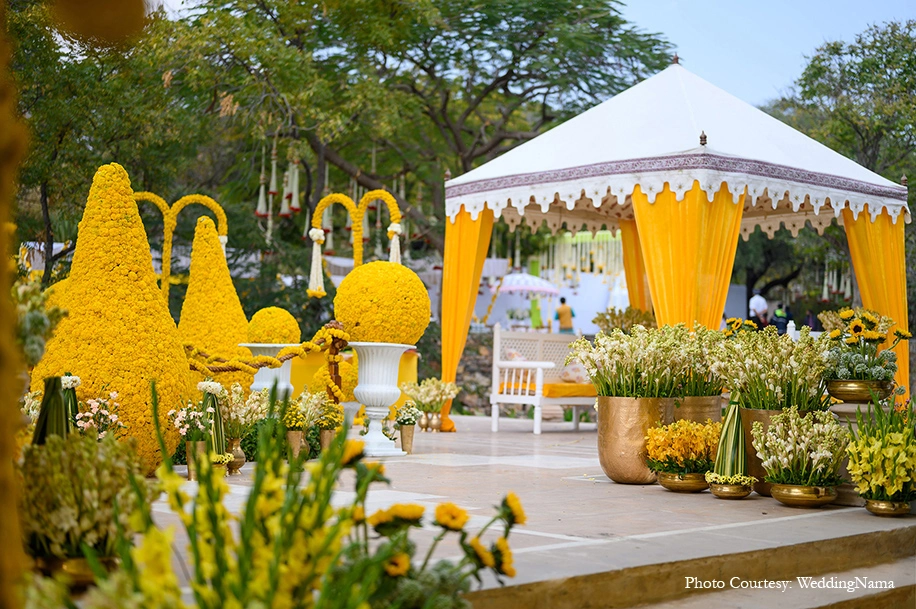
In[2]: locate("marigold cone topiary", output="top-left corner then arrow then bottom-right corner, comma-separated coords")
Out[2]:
334,261 -> 430,345
248,307 -> 301,344
178,216 -> 253,390
31,163 -> 191,473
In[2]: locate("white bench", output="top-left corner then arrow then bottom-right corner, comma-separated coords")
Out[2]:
489,323 -> 596,434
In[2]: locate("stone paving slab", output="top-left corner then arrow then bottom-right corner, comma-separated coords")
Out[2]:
156,413 -> 916,601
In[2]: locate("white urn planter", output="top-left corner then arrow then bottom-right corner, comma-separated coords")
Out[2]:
350,342 -> 410,457
342,401 -> 361,437
240,343 -> 297,400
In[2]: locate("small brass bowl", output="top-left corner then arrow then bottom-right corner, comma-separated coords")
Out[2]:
656,472 -> 709,493
864,499 -> 912,517
710,483 -> 753,500
771,484 -> 837,508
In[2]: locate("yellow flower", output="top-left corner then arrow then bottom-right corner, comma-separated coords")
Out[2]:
352,505 -> 365,523
388,503 -> 424,522
367,509 -> 392,528
894,328 -> 912,340
334,261 -> 431,345
342,440 -> 365,465
248,307 -> 301,344
848,319 -> 866,336
365,461 -> 386,477
860,311 -> 879,326
468,536 -> 495,568
434,502 -> 470,531
828,329 -> 842,340
503,492 -> 527,526
309,359 -> 359,403
862,330 -> 882,341
384,553 -> 411,577
838,309 -> 855,321
845,336 -> 859,345
30,164 -> 190,473
494,537 -> 516,577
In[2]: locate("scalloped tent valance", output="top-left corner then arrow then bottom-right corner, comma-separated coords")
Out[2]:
444,64 -> 909,239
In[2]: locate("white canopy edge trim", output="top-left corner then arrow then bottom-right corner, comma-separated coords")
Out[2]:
445,152 -> 910,225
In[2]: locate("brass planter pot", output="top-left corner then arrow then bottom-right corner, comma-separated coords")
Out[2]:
227,437 -> 246,476
429,412 -> 442,432
186,440 -> 208,481
657,472 -> 709,493
826,380 -> 893,403
596,397 -> 674,484
673,396 -> 723,423
771,484 -> 837,508
400,425 -> 415,454
418,412 -> 430,432
710,483 -> 753,500
319,429 -> 336,450
287,430 -> 304,460
35,556 -> 118,589
864,499 -> 912,517
740,408 -> 778,496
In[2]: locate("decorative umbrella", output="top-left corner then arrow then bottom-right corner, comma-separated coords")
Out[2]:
497,272 -> 559,296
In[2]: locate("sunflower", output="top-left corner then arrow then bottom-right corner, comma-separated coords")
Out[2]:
367,509 -> 393,528
502,492 -> 527,526
384,553 -> 411,577
351,505 -> 365,523
860,311 -> 879,327
828,329 -> 842,340
838,309 -> 855,321
743,320 -> 758,330
342,440 -> 365,466
845,336 -> 859,345
364,461 -> 385,477
862,330 -> 882,342
494,537 -> 516,577
895,328 -> 913,340
848,319 -> 866,336
435,502 -> 470,531
468,536 -> 495,568
388,503 -> 425,522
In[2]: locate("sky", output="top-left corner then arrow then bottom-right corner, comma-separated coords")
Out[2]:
157,0 -> 916,107
620,0 -> 916,106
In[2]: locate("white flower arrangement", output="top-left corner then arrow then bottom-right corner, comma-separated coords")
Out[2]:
60,375 -> 81,390
75,392 -> 126,440
20,391 -> 42,425
400,379 -> 460,413
198,380 -> 224,396
220,383 -> 268,438
168,400 -> 210,442
395,403 -> 422,426
309,227 -> 326,243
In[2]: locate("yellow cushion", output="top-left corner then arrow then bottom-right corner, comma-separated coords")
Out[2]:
499,382 -> 596,398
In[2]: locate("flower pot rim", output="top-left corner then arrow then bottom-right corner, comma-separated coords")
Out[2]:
348,341 -> 417,349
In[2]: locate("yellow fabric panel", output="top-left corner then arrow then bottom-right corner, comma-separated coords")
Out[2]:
619,219 -> 651,311
498,382 -> 597,398
843,207 -> 910,401
632,182 -> 744,329
390,350 -> 419,418
440,207 -> 494,431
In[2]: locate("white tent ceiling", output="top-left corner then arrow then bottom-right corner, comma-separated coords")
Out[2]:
444,63 -> 910,239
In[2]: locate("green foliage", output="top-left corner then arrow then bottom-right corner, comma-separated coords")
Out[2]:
32,377 -> 69,445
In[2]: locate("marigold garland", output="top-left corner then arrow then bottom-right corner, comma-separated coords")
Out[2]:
334,261 -> 430,345
248,307 -> 301,344
309,359 -> 358,402
31,164 -> 191,473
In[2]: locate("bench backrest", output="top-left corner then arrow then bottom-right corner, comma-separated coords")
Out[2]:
492,324 -> 578,381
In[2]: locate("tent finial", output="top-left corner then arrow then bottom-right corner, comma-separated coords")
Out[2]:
444,168 -> 452,181
672,53 -> 679,65
699,131 -> 707,146
901,174 -> 908,187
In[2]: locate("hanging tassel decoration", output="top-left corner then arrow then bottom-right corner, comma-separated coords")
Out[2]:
307,227 -> 327,298
279,169 -> 292,217
255,145 -> 268,218
388,222 -> 402,264
268,137 -> 279,196
289,158 -> 301,213
820,264 -> 830,302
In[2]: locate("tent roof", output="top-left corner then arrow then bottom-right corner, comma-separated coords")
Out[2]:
445,63 -> 909,238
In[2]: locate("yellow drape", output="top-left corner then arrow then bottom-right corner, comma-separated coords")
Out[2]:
619,219 -> 651,311
843,207 -> 910,400
440,207 -> 494,431
632,182 -> 744,329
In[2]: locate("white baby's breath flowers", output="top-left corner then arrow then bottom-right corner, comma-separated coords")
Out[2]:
198,380 -> 224,396
60,375 -> 81,390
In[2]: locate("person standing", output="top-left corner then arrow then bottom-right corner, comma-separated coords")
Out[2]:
555,297 -> 575,334
771,302 -> 789,335
749,288 -> 768,327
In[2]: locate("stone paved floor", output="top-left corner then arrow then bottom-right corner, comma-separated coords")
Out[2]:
157,414 -> 916,599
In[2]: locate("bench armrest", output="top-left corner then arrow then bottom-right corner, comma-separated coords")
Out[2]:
494,360 -> 556,370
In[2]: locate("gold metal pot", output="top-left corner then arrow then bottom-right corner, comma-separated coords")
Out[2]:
319,429 -> 336,450
740,407 -> 778,496
770,484 -> 837,508
596,396 -> 674,484
287,430 -> 304,460
227,437 -> 246,476
709,483 -> 753,500
186,440 -> 208,481
400,425 -> 415,454
418,412 -> 430,432
864,499 -> 912,517
429,412 -> 442,433
673,396 -> 724,423
656,472 -> 709,493
826,380 -> 894,403
34,556 -> 118,589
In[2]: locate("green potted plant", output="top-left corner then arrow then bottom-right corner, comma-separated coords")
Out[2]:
752,407 -> 849,508
846,400 -> 916,516
712,325 -> 830,496
820,308 -> 910,402
645,419 -> 721,492
316,398 -> 345,450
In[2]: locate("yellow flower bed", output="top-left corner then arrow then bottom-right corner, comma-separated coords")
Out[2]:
248,307 -> 301,344
333,261 -> 430,345
30,164 -> 190,473
178,216 -> 252,390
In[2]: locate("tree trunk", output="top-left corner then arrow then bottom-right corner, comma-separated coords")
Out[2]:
40,180 -> 54,287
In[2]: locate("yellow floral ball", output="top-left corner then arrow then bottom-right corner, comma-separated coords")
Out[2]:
334,261 -> 430,345
309,359 -> 359,403
248,307 -> 301,344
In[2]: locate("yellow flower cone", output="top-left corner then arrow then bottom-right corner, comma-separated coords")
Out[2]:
31,163 -> 192,473
178,216 -> 253,390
